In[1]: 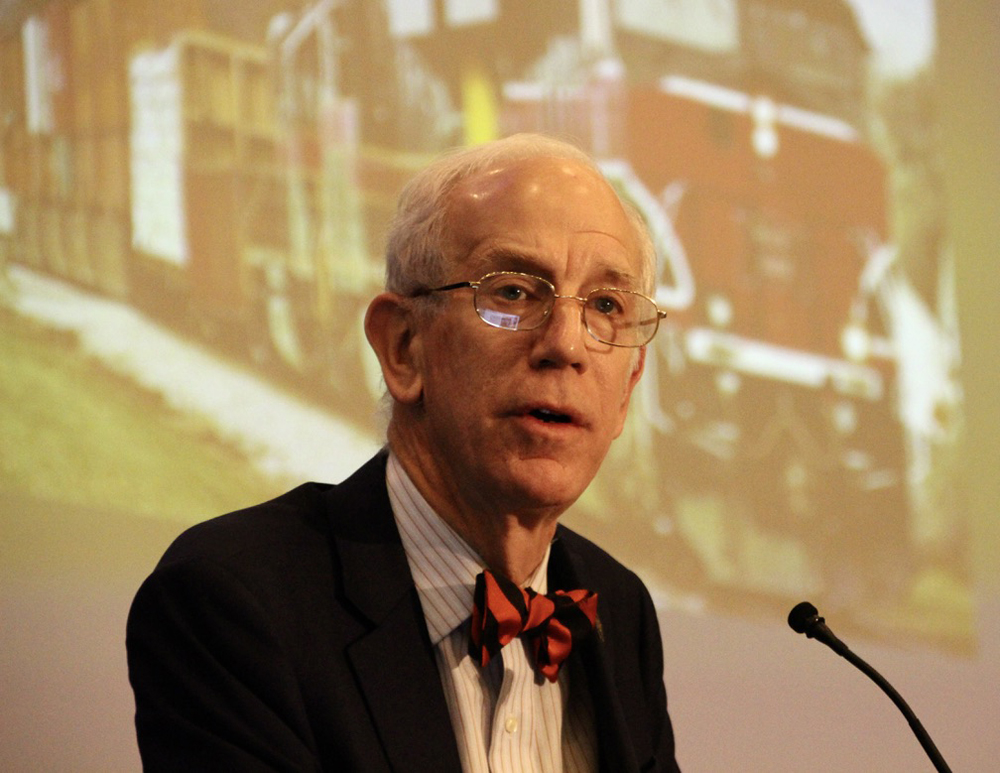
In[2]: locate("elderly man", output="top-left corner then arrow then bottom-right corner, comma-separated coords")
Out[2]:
127,133 -> 680,772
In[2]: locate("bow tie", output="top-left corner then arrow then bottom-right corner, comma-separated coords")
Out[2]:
469,569 -> 598,682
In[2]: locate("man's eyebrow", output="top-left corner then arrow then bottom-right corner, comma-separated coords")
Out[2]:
469,248 -> 539,276
598,266 -> 641,289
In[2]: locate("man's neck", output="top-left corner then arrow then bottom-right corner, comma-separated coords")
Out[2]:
455,509 -> 558,586
387,428 -> 562,586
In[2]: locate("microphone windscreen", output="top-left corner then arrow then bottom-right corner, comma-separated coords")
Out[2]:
788,601 -> 819,634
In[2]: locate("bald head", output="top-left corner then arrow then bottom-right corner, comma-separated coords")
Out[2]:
383,134 -> 655,297
442,156 -> 644,291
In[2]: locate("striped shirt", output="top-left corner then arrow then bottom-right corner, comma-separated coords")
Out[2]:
386,453 -> 597,773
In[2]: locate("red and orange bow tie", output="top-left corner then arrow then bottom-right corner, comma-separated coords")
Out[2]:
469,569 -> 598,682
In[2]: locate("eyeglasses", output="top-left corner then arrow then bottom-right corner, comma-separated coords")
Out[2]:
414,271 -> 666,348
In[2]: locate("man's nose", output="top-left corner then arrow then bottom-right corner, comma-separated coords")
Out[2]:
530,296 -> 588,369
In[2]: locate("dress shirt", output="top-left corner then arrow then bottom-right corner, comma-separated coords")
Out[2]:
386,453 -> 597,773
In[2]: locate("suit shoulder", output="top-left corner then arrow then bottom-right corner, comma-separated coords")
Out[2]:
155,451 -> 391,572
155,482 -> 335,571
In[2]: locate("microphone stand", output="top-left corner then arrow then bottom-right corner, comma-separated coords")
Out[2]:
788,601 -> 952,773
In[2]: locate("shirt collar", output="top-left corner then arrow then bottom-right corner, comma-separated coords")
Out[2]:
386,452 -> 550,645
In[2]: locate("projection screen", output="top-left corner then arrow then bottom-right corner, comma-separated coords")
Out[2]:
1,0 -> 996,769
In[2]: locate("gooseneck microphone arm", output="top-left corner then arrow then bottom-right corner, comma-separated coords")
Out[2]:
787,601 -> 953,773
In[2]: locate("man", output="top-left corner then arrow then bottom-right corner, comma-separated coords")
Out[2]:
127,133 -> 680,771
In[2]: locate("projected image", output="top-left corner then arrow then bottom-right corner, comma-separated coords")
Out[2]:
1,0 -> 965,649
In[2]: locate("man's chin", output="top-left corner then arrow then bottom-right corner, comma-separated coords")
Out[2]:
501,456 -> 592,512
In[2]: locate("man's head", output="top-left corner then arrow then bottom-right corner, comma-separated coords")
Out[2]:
365,133 -> 657,526
383,133 -> 656,297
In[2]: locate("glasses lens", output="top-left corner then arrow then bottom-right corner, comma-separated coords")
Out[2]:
475,273 -> 552,331
584,289 -> 660,346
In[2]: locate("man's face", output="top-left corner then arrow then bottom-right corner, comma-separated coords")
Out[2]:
407,156 -> 646,519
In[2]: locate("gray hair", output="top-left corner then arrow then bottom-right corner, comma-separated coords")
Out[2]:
383,133 -> 656,295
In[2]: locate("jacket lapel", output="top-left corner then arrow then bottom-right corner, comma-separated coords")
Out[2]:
550,534 -> 641,773
325,454 -> 463,773
321,456 -> 643,772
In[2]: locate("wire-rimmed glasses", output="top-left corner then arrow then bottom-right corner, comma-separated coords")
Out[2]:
414,271 -> 666,348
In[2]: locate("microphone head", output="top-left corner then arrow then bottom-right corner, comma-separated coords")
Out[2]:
788,601 -> 820,634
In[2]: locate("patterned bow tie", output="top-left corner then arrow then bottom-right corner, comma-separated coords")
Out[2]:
469,569 -> 598,682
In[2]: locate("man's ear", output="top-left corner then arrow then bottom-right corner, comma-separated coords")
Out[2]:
364,293 -> 425,405
613,345 -> 646,438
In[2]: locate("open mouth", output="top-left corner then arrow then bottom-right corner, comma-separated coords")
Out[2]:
529,408 -> 573,424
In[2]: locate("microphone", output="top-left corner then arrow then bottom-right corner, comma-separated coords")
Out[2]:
787,601 -> 850,656
787,601 -> 952,773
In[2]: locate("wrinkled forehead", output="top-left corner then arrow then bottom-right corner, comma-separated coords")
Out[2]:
442,157 -> 639,267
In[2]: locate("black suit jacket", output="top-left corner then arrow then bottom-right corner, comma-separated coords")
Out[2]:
127,452 -> 679,771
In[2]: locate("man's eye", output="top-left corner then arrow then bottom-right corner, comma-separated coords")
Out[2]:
497,285 -> 528,302
591,294 -> 624,315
